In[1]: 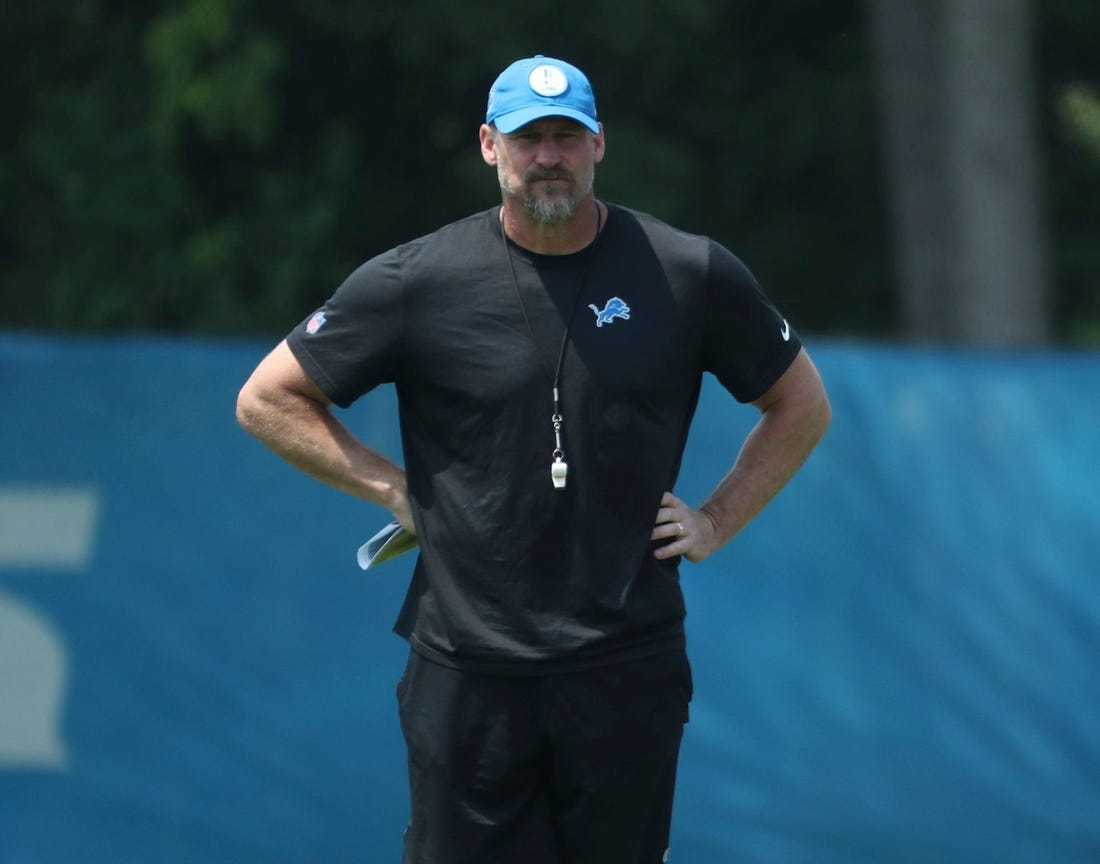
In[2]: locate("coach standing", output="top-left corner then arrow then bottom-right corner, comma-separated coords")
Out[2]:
237,54 -> 830,864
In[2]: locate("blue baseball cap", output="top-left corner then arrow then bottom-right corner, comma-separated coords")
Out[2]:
486,55 -> 599,134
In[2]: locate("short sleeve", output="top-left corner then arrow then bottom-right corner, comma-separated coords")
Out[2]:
703,241 -> 802,403
286,248 -> 405,408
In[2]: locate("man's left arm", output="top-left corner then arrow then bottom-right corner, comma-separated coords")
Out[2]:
652,347 -> 831,562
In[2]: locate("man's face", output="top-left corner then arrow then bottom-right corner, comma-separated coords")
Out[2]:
483,117 -> 605,224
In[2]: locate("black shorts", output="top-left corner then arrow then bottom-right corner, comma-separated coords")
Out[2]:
397,648 -> 693,864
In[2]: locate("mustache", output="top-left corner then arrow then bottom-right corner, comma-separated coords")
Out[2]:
525,167 -> 574,183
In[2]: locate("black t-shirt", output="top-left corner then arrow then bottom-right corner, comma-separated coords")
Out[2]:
288,203 -> 801,673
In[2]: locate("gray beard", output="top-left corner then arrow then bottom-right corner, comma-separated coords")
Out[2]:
525,191 -> 577,225
498,170 -> 594,225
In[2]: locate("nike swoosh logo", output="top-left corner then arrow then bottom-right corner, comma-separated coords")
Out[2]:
780,319 -> 791,341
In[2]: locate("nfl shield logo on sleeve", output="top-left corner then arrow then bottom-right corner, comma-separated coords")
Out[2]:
306,311 -> 326,334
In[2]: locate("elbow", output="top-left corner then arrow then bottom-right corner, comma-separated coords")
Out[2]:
235,381 -> 263,437
786,380 -> 831,452
813,392 -> 832,444
804,383 -> 832,449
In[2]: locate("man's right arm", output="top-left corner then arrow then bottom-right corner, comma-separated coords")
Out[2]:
236,340 -> 414,533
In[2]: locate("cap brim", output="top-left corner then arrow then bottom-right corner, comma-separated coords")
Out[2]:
492,105 -> 599,134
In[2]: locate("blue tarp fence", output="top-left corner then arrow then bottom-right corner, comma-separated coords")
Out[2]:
1,332 -> 1098,863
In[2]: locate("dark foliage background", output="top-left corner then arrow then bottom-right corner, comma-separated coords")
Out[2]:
1,0 -> 1097,342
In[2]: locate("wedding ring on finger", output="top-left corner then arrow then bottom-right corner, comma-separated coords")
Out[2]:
676,522 -> 685,536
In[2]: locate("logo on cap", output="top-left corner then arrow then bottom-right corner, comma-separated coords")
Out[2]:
529,65 -> 569,97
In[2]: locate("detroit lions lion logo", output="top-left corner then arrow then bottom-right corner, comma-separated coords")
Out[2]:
588,296 -> 631,327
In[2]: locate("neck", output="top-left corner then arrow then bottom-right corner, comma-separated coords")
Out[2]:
500,197 -> 604,255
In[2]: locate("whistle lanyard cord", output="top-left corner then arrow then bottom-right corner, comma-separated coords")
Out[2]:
498,202 -> 603,432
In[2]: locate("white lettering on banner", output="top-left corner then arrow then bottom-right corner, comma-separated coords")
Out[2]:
0,590 -> 69,768
0,487 -> 99,568
0,486 -> 97,770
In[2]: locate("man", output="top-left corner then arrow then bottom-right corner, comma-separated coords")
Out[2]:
237,55 -> 830,864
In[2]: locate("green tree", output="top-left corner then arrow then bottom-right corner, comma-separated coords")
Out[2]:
1040,0 -> 1100,344
1,0 -> 1096,343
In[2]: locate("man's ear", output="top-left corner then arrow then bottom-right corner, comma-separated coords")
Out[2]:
593,122 -> 606,165
479,124 -> 498,166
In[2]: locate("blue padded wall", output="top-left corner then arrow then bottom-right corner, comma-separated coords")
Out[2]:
1,334 -> 1097,863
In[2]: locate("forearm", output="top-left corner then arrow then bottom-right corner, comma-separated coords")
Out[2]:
697,392 -> 829,547
653,348 -> 830,562
236,341 -> 409,521
238,385 -> 406,510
